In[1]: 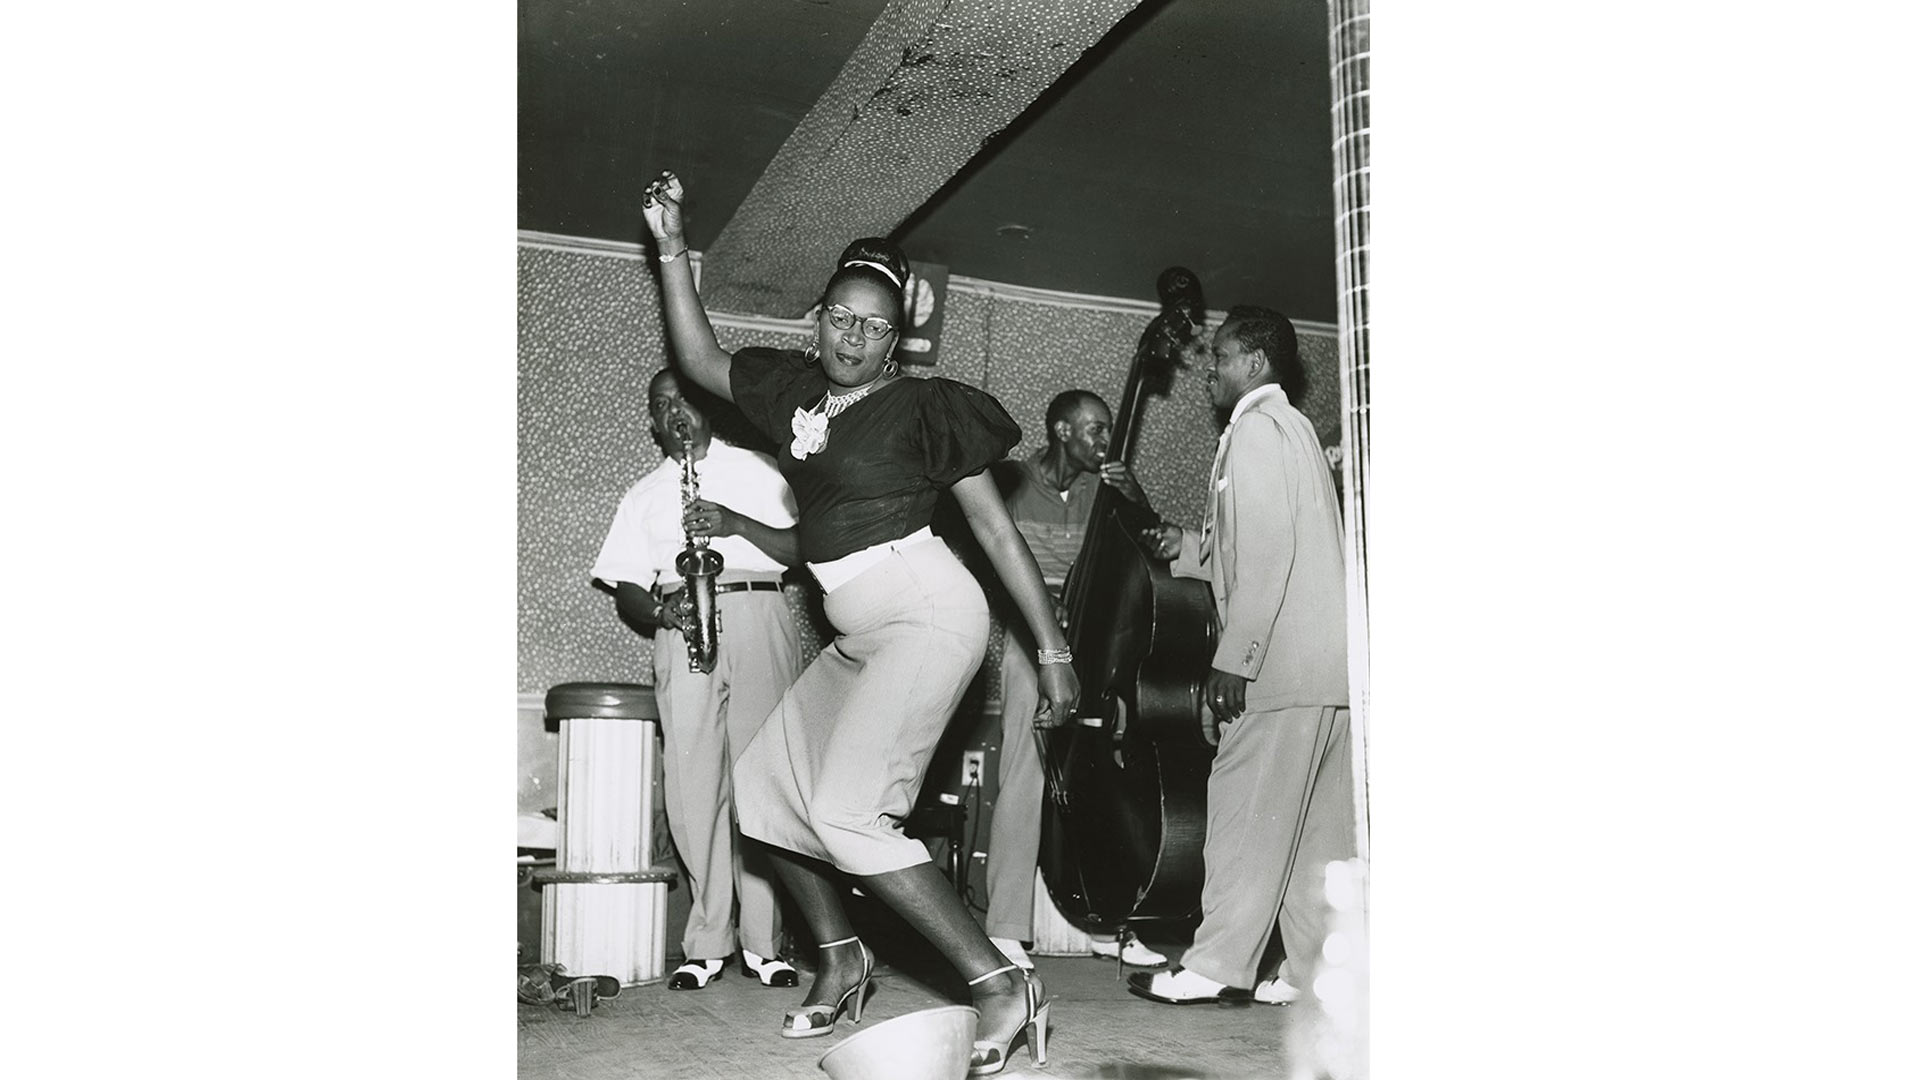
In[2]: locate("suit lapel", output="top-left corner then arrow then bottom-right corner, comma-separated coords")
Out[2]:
1201,428 -> 1229,559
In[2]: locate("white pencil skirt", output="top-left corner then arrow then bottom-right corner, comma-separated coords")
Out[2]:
734,538 -> 989,875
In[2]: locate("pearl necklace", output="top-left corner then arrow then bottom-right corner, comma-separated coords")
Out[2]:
819,376 -> 886,418
790,376 -> 891,461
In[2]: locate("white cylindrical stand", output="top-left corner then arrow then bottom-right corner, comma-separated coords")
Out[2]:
537,683 -> 677,987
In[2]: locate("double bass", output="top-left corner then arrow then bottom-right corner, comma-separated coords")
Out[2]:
1037,267 -> 1218,934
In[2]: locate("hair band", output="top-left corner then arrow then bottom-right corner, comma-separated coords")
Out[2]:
841,259 -> 904,289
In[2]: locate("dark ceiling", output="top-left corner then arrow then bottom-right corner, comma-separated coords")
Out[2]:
519,0 -> 1336,322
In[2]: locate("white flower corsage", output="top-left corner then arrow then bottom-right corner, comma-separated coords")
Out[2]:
790,405 -> 829,460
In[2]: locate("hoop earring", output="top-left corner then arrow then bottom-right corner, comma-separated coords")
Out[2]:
803,344 -> 819,366
882,356 -> 899,379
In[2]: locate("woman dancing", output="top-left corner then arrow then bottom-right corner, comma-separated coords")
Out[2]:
642,171 -> 1079,1076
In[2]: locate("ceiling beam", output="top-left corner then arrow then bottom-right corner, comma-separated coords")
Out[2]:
697,0 -> 1147,317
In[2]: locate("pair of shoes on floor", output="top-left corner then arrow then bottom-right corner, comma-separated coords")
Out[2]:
517,961 -> 565,1004
1125,965 -> 1252,1005
988,936 -> 1035,971
781,936 -> 874,1039
966,963 -> 1050,1077
1088,935 -> 1169,967
669,949 -> 800,990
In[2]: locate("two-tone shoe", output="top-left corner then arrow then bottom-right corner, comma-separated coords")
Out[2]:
1253,974 -> 1301,1005
1088,935 -> 1169,967
743,948 -> 801,988
667,958 -> 725,990
1126,965 -> 1248,1005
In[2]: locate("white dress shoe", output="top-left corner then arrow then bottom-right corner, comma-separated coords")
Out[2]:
742,948 -> 800,987
1253,974 -> 1301,1005
1087,936 -> 1169,967
1126,965 -> 1232,1004
989,936 -> 1035,970
667,958 -> 724,990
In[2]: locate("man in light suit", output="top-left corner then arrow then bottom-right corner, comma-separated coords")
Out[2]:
1128,306 -> 1356,1006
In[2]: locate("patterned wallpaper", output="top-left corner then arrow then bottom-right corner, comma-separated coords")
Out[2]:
518,241 -> 1341,695
518,244 -> 822,691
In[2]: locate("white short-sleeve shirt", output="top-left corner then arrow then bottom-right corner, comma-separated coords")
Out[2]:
591,438 -> 798,589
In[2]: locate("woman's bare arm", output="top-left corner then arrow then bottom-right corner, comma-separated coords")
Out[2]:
950,471 -> 1081,725
641,171 -> 736,402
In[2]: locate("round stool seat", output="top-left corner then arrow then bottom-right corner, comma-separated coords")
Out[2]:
545,682 -> 659,723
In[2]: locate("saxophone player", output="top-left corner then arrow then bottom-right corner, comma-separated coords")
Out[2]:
591,368 -> 807,991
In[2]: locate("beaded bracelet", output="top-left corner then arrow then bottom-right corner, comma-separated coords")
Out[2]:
1037,647 -> 1074,666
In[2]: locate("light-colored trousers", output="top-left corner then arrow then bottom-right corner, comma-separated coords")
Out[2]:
651,587 -> 801,961
734,540 -> 990,875
1180,704 -> 1356,989
985,619 -> 1044,940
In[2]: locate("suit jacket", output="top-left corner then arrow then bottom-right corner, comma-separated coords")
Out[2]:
1172,385 -> 1348,710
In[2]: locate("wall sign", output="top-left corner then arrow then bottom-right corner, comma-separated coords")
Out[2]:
897,261 -> 948,368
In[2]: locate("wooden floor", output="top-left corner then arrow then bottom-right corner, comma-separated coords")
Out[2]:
519,931 -> 1312,1080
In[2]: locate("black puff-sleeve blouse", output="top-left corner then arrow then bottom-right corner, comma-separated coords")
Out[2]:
729,347 -> 1020,563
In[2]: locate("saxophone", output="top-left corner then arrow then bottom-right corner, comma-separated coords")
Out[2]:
668,408 -> 724,673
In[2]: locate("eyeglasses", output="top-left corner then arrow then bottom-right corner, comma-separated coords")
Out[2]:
823,304 -> 897,340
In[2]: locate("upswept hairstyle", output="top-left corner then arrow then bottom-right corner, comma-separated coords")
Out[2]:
823,237 -> 911,323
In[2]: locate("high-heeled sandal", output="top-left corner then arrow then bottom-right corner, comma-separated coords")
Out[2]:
780,936 -> 873,1040
966,963 -> 1050,1076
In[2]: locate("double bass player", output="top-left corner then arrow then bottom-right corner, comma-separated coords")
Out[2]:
979,389 -> 1171,971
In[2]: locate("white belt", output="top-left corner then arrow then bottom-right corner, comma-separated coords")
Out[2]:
807,526 -> 937,594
